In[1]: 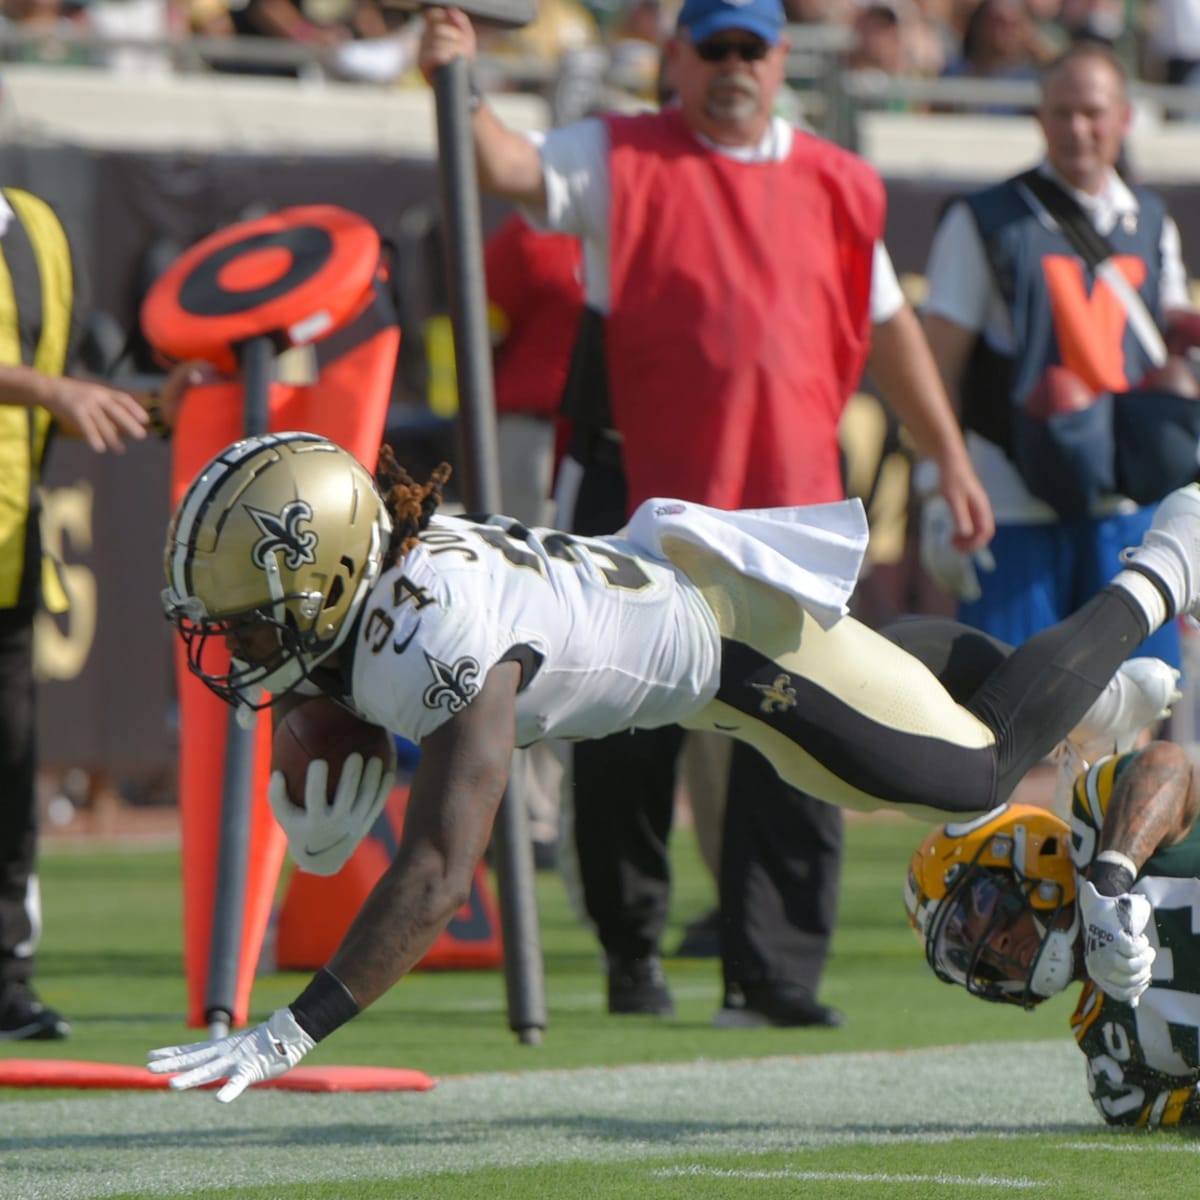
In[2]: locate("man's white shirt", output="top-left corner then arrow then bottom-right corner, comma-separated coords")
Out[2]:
526,113 -> 904,323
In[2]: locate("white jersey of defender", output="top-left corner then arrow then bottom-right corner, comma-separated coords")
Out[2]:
349,513 -> 722,746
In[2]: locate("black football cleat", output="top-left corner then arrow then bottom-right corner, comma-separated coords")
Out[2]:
713,982 -> 844,1029
0,983 -> 71,1042
606,954 -> 675,1016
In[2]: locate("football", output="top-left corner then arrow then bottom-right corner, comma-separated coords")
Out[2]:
272,697 -> 393,808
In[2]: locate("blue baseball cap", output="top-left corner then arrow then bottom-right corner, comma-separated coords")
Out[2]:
677,0 -> 786,45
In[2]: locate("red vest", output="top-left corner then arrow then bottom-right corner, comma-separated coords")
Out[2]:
604,108 -> 884,512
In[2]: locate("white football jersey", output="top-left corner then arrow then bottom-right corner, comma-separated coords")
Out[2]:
348,513 -> 722,746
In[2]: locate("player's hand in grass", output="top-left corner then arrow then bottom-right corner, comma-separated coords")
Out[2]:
147,1008 -> 315,1102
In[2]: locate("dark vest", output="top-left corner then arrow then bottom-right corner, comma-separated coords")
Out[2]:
960,172 -> 1166,455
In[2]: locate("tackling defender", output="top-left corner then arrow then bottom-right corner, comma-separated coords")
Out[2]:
149,430 -> 1200,1100
908,740 -> 1200,1127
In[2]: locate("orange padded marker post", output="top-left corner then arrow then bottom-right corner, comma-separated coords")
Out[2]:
144,206 -> 400,1027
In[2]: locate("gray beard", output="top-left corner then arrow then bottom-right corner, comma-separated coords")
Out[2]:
704,81 -> 760,125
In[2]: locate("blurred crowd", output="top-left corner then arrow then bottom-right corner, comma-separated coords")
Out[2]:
1,0 -> 1198,105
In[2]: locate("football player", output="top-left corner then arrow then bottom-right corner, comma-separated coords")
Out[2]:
907,740 -> 1200,1127
149,430 -> 1200,1101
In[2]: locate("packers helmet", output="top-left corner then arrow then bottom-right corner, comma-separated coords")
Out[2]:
162,431 -> 391,710
904,804 -> 1079,1009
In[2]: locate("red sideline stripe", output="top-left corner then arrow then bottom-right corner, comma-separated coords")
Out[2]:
0,1060 -> 435,1092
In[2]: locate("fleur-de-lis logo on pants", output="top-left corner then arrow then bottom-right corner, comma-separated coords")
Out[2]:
423,653 -> 481,714
752,672 -> 798,714
246,501 -> 318,570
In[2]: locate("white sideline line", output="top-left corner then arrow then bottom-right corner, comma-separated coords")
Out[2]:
1061,1140 -> 1200,1154
653,1166 -> 1045,1189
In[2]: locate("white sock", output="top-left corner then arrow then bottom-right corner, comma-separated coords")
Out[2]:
1112,568 -> 1170,633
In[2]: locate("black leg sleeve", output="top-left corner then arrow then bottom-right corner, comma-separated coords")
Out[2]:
966,586 -> 1152,800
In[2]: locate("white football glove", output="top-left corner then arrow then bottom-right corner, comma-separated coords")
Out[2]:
1078,881 -> 1156,1007
268,745 -> 397,876
147,1007 -> 315,1103
919,494 -> 996,603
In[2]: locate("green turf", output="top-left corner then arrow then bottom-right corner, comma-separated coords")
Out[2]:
22,815 -> 1063,1078
6,814 -> 1176,1200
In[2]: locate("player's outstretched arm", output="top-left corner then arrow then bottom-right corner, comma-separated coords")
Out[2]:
147,660 -> 520,1100
325,659 -> 519,1009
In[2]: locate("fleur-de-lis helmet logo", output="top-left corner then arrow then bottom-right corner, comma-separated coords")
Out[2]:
246,501 -> 319,570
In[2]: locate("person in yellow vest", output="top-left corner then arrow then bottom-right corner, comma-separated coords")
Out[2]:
0,186 -> 200,1041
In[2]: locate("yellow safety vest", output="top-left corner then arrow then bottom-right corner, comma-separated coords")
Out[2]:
0,187 -> 75,611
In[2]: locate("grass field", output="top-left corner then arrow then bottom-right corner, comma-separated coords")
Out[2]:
4,815 -> 1196,1198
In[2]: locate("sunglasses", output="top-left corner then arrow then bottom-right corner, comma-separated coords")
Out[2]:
693,38 -> 771,63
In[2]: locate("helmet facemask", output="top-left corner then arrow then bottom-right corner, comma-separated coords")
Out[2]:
167,595 -> 321,712
925,860 -> 1078,1008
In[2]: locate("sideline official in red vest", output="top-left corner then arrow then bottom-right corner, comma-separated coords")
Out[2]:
417,0 -> 994,1030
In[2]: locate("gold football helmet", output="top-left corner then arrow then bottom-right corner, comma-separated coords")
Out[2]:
904,804 -> 1079,1008
162,431 -> 391,709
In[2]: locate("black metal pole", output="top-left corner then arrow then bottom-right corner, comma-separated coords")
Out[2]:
204,334 -> 274,1037
432,55 -> 546,1046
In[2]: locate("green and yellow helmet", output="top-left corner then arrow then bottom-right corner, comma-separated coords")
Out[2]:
905,804 -> 1079,1009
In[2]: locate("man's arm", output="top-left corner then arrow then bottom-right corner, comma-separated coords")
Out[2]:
417,7 -> 547,210
0,359 -> 207,451
148,659 -> 521,1100
1097,740 -> 1199,870
0,365 -> 150,452
869,303 -> 994,552
326,659 -> 519,1007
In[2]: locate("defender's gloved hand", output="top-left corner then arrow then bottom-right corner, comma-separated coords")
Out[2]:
268,747 -> 396,876
147,1007 -> 315,1103
919,494 -> 996,603
1078,881 -> 1155,1007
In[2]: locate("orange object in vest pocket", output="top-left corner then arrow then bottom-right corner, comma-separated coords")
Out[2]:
1023,364 -> 1097,419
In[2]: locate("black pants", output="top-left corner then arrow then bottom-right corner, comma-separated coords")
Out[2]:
0,606 -> 38,990
565,456 -> 841,997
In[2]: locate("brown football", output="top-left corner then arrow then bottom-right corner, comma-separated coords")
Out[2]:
272,697 -> 392,807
